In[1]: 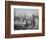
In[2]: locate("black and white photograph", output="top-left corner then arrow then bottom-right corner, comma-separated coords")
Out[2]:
14,8 -> 39,30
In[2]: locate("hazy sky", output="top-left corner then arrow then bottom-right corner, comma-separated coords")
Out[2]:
14,8 -> 39,17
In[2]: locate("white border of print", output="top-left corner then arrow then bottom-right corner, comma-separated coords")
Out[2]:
11,5 -> 42,34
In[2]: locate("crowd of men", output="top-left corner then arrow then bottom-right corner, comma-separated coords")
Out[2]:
14,15 -> 39,30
